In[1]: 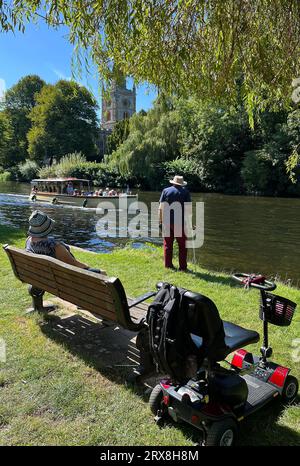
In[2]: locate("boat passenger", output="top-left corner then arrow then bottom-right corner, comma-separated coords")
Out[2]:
66,182 -> 74,195
26,210 -> 106,274
103,188 -> 109,197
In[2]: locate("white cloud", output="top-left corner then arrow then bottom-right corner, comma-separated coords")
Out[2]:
50,66 -> 72,81
0,78 -> 6,101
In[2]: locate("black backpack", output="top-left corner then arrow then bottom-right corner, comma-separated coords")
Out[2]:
146,283 -> 197,382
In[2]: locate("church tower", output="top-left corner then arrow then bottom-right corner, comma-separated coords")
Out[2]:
101,77 -> 136,131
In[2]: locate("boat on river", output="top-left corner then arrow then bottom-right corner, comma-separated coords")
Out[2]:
29,178 -> 138,209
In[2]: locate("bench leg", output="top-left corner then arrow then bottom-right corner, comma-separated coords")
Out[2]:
26,286 -> 57,314
134,328 -> 156,379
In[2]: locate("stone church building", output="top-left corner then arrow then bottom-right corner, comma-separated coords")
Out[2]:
98,78 -> 136,157
101,77 -> 136,130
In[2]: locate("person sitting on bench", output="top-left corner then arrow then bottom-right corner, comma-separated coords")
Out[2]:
25,210 -> 106,274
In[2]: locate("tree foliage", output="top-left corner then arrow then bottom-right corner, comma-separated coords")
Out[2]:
283,109 -> 300,183
106,118 -> 130,154
27,80 -> 99,163
1,1 -> 300,117
18,159 -> 39,181
178,100 -> 252,192
107,96 -> 180,188
104,94 -> 300,194
38,152 -> 135,188
2,75 -> 45,164
0,110 -> 13,168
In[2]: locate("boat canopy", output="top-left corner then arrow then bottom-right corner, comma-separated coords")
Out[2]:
31,178 -> 90,183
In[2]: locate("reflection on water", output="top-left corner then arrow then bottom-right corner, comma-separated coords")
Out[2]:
1,182 -> 300,286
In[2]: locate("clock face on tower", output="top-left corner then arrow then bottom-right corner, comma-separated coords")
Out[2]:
122,98 -> 130,108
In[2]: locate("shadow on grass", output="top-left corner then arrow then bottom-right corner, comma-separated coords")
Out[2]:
38,311 -> 299,446
183,268 -> 234,287
39,312 -> 145,385
237,395 -> 300,446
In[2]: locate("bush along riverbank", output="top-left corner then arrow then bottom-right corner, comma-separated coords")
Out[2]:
0,224 -> 299,446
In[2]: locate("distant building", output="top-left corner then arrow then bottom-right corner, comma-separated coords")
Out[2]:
101,77 -> 136,131
98,77 -> 136,158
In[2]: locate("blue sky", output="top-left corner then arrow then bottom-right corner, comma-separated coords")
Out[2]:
0,20 -> 157,118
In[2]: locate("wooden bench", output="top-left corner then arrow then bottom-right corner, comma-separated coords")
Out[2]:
3,244 -> 157,377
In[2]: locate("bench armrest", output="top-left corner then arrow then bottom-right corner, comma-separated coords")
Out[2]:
128,291 -> 156,309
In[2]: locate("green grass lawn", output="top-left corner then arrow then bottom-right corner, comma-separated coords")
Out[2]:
0,224 -> 299,446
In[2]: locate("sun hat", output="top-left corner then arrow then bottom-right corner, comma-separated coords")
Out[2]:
28,210 -> 55,238
169,175 -> 187,186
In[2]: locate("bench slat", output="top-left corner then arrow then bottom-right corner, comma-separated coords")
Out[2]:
18,271 -> 58,295
12,255 -> 52,275
56,290 -> 117,320
55,284 -> 116,313
54,275 -> 114,305
50,263 -> 109,288
9,249 -> 57,268
52,269 -> 109,295
15,261 -> 55,283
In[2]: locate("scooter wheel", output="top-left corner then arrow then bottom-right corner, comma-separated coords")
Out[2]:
205,419 -> 237,446
149,384 -> 163,415
282,375 -> 299,404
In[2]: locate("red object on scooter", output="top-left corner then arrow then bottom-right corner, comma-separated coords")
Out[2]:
242,274 -> 266,287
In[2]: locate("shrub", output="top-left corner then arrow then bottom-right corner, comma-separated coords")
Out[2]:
241,150 -> 272,194
162,158 -> 203,191
18,160 -> 39,181
55,152 -> 87,177
241,146 -> 290,195
36,152 -> 138,189
38,164 -> 57,179
0,170 -> 12,181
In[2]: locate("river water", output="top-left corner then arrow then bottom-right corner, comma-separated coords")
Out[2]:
0,181 -> 300,286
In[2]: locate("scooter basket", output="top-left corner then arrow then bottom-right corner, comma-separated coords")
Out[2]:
260,293 -> 297,326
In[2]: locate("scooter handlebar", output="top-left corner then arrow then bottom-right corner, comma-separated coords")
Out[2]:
232,273 -> 276,291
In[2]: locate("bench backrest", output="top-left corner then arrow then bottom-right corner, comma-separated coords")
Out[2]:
3,245 -> 142,331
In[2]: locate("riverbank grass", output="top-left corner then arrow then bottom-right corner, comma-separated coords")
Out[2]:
0,224 -> 299,445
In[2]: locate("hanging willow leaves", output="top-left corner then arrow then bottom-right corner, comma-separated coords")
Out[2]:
1,0 -> 300,116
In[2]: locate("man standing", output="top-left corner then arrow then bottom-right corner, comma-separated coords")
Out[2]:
159,175 -> 192,271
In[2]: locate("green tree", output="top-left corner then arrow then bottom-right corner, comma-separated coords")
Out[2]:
108,96 -> 180,188
1,1 -> 300,118
18,159 -> 39,181
0,111 -> 13,168
3,75 -> 45,164
283,109 -> 300,183
241,145 -> 292,195
106,119 -> 130,155
178,100 -> 253,193
27,80 -> 99,163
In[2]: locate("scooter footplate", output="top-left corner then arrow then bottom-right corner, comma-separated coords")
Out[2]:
243,375 -> 278,412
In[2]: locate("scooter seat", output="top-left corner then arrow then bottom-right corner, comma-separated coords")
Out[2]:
191,321 -> 259,355
222,321 -> 259,353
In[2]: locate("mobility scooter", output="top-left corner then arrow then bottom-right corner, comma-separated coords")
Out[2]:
149,274 -> 298,446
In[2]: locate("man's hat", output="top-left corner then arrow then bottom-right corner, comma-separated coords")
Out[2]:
169,175 -> 187,186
